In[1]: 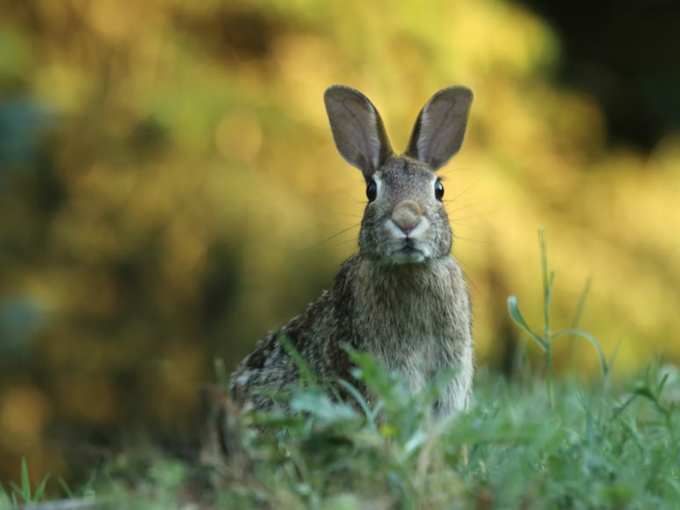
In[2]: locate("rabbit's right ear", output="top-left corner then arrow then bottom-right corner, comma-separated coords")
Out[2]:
324,85 -> 393,178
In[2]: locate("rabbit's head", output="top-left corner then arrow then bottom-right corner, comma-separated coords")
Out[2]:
324,85 -> 473,265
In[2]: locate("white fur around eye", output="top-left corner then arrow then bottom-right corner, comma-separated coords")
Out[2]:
372,174 -> 383,200
431,174 -> 443,199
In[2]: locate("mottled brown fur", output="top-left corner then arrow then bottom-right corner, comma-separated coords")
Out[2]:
230,85 -> 475,421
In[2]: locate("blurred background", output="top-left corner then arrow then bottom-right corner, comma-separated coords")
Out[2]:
1,0 -> 679,487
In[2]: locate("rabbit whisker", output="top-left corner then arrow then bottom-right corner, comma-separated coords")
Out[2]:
448,177 -> 485,204
453,236 -> 487,245
331,183 -> 365,205
458,264 -> 486,301
322,239 -> 360,251
451,211 -> 495,222
307,223 -> 361,249
325,211 -> 363,218
444,201 -> 482,211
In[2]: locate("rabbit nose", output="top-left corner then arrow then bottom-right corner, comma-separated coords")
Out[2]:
391,200 -> 422,235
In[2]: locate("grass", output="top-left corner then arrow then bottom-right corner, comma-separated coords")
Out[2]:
0,458 -> 50,507
2,231 -> 679,509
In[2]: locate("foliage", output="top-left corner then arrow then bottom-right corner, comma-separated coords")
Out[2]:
6,359 -> 680,509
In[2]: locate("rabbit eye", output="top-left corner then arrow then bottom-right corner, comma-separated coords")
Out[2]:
435,180 -> 444,201
366,179 -> 377,202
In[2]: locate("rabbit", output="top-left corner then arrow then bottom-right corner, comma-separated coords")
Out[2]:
229,84 -> 475,422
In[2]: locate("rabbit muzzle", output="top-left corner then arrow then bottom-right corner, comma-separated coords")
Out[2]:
385,200 -> 431,264
391,200 -> 422,234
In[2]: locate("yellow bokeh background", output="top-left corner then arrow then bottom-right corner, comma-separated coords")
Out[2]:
0,0 -> 678,486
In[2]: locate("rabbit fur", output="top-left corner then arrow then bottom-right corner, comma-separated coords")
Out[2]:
230,85 -> 475,420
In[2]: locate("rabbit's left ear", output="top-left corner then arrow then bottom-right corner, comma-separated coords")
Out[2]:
405,86 -> 473,171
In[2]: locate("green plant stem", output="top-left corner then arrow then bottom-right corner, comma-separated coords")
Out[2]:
540,228 -> 550,335
545,345 -> 553,408
539,228 -> 555,408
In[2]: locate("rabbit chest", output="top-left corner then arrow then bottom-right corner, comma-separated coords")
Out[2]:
351,257 -> 472,395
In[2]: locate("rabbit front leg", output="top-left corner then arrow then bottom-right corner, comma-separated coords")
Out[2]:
432,353 -> 473,467
432,349 -> 474,420
432,373 -> 471,419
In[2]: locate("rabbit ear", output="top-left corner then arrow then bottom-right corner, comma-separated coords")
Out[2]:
324,85 -> 393,177
405,86 -> 473,171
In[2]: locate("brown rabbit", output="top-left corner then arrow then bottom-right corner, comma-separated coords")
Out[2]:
230,85 -> 475,420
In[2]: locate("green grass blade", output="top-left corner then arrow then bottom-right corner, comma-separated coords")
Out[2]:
277,330 -> 317,388
214,357 -> 229,388
539,228 -> 550,329
657,372 -> 670,395
507,296 -> 547,350
20,458 -> 30,501
32,473 -> 50,502
553,328 -> 609,376
608,339 -> 622,373
8,483 -> 24,503
337,379 -> 377,430
570,277 -> 592,334
58,478 -> 73,499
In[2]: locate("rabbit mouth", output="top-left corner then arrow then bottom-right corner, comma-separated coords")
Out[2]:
389,242 -> 428,264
